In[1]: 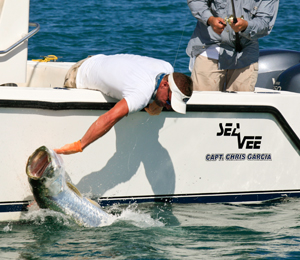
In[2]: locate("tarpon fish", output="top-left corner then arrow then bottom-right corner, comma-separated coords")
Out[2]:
26,146 -> 110,227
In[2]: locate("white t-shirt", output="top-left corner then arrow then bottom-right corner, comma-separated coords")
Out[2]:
76,54 -> 173,113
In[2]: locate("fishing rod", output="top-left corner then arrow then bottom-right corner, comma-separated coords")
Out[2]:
230,0 -> 242,52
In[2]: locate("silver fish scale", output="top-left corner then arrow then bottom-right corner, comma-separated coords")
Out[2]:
52,188 -> 110,227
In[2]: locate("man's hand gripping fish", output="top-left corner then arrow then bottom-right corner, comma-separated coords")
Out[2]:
26,146 -> 110,227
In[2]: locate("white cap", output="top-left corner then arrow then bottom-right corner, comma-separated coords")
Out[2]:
168,73 -> 191,114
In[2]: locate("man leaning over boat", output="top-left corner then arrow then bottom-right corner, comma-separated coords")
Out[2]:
54,54 -> 193,155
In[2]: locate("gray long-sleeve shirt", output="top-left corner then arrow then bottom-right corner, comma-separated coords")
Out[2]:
186,0 -> 279,70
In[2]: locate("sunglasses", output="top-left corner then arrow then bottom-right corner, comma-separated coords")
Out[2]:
166,98 -> 171,106
166,97 -> 189,106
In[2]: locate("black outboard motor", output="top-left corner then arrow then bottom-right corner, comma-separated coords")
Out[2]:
256,49 -> 300,91
274,63 -> 300,93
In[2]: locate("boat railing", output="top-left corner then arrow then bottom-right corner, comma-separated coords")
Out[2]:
0,22 -> 40,55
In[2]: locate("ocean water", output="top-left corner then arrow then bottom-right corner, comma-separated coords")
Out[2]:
2,199 -> 300,259
2,0 -> 300,259
27,0 -> 300,75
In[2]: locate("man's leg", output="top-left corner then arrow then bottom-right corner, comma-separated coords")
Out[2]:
226,62 -> 258,92
191,55 -> 226,91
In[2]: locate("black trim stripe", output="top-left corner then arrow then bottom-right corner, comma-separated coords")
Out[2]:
0,201 -> 30,213
0,100 -> 116,110
97,190 -> 300,206
0,200 -> 31,204
98,189 -> 300,201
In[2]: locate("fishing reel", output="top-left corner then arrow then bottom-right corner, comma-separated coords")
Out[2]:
224,15 -> 244,25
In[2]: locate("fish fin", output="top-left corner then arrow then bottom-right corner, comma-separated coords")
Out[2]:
67,182 -> 83,198
86,198 -> 101,208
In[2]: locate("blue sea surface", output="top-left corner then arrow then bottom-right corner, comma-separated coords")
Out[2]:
2,0 -> 300,259
28,0 -> 300,75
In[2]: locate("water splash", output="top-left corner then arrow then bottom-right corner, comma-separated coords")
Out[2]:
21,202 -> 163,229
3,223 -> 12,232
109,203 -> 165,228
22,208 -> 72,226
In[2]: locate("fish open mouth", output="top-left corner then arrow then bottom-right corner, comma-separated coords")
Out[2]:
26,147 -> 51,179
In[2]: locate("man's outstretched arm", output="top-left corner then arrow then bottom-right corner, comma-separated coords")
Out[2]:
55,98 -> 129,155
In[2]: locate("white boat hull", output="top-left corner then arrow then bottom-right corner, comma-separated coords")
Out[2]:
1,83 -> 300,221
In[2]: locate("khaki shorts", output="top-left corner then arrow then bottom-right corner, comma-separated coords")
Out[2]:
191,55 -> 258,92
63,57 -> 91,88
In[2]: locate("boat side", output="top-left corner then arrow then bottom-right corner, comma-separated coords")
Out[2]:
1,87 -> 300,221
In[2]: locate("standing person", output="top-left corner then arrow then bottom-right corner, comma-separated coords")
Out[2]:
186,0 -> 279,92
54,54 -> 193,155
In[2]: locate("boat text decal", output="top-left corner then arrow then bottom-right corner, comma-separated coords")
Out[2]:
205,123 -> 272,161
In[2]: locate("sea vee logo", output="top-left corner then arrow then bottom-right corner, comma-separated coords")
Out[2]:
216,123 -> 262,149
205,123 -> 271,162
